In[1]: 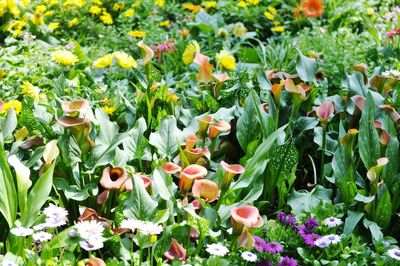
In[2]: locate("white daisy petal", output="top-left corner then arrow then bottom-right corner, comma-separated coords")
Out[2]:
388,248 -> 400,260
33,231 -> 52,242
10,227 -> 34,237
323,217 -> 342,228
241,251 -> 257,262
206,243 -> 229,257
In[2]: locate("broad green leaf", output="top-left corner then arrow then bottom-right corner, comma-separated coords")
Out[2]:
8,155 -> 31,216
354,193 -> 375,204
121,117 -> 151,162
149,116 -> 184,159
123,175 -> 158,220
236,91 -> 260,152
2,108 -> 17,141
358,93 -> 380,170
348,72 -> 367,97
363,218 -> 383,241
22,160 -> 56,227
0,144 -> 17,227
344,210 -> 364,235
383,115 -> 399,186
373,185 -> 392,229
153,168 -> 173,201
296,49 -> 319,82
287,185 -> 332,216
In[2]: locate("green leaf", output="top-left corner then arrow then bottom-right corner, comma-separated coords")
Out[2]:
348,72 -> 367,97
149,116 -> 184,160
383,115 -> 399,186
358,93 -> 380,170
344,210 -> 364,235
363,218 -> 383,241
2,108 -> 17,141
354,193 -> 375,203
153,168 -> 173,201
121,117 -> 151,162
21,160 -> 56,227
296,49 -> 319,82
373,185 -> 392,229
8,155 -> 31,216
123,175 -> 158,220
0,144 -> 17,227
287,185 -> 331,216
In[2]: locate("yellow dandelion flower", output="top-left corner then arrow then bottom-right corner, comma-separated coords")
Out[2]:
216,50 -> 236,70
264,11 -> 274,20
21,81 -> 40,102
45,10 -> 54,16
32,12 -> 44,26
159,20 -> 170,27
68,18 -> 79,28
180,28 -> 190,38
21,0 -> 31,7
102,105 -> 117,115
35,5 -> 47,13
182,40 -> 200,65
273,21 -> 281,26
268,6 -> 277,15
89,5 -> 102,15
155,0 -> 164,7
93,54 -> 113,68
113,51 -> 137,69
7,0 -> 20,18
271,26 -> 285,32
123,8 -> 135,17
237,1 -> 247,8
100,11 -> 113,24
202,1 -> 217,8
48,22 -> 59,30
92,0 -> 102,5
246,0 -> 259,5
1,100 -> 22,115
129,30 -> 146,37
49,0 -> 58,5
52,50 -> 79,66
112,2 -> 124,11
183,3 -> 201,13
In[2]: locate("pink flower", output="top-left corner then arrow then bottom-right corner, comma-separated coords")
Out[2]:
220,161 -> 245,190
164,239 -> 186,261
209,120 -> 231,139
100,167 -> 128,190
163,162 -> 182,174
192,179 -> 219,202
231,206 -> 264,235
197,115 -> 213,137
124,174 -> 152,191
179,165 -> 208,194
193,52 -> 213,83
386,28 -> 400,39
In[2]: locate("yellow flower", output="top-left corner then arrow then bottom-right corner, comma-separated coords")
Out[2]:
216,50 -> 236,70
32,12 -> 44,26
48,22 -> 59,30
129,30 -> 146,37
155,0 -> 164,7
64,0 -> 85,7
35,5 -> 47,13
52,50 -> 79,66
367,7 -> 374,16
183,3 -> 201,13
112,2 -> 124,11
68,18 -> 79,27
45,10 -> 54,16
1,100 -> 22,115
100,11 -> 113,24
180,28 -> 190,38
237,1 -> 247,8
21,81 -> 40,102
273,21 -> 281,26
202,1 -> 217,8
268,6 -> 277,14
92,0 -> 102,5
150,235 -> 157,243
123,8 -> 135,17
93,54 -> 113,68
7,0 -> 20,18
21,0 -> 31,7
159,20 -> 170,27
232,22 -> 247,37
102,105 -> 117,115
264,11 -> 274,20
271,26 -> 285,32
246,0 -> 259,5
89,5 -> 102,15
49,0 -> 58,5
182,40 -> 200,65
113,51 -> 137,69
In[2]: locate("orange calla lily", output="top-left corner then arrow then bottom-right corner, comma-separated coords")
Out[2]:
185,133 -> 199,150
86,257 -> 106,266
192,179 -> 219,202
231,206 -> 264,235
138,40 -> 154,65
179,164 -> 207,194
209,120 -> 231,139
284,78 -> 306,101
78,208 -> 111,228
163,162 -> 182,174
220,161 -> 245,190
197,115 -> 213,137
193,52 -> 213,83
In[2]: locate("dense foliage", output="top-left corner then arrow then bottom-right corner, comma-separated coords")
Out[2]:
0,0 -> 400,265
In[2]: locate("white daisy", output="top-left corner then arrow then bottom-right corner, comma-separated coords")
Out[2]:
75,220 -> 104,240
32,231 -> 52,242
121,219 -> 146,231
79,236 -> 105,251
382,70 -> 400,79
139,222 -> 163,235
323,234 -> 341,244
315,237 -> 330,248
10,226 -> 34,237
43,204 -> 68,228
2,260 -> 18,266
241,251 -> 257,262
205,243 -> 229,257
388,248 -> 400,260
33,223 -> 48,231
323,217 -> 342,228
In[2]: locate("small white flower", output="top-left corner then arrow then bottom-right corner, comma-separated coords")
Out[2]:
315,237 -> 330,248
241,251 -> 257,262
2,260 -> 18,266
121,219 -> 146,231
139,222 -> 163,235
75,220 -> 104,240
205,243 -> 229,257
33,223 -> 49,231
33,231 -> 52,242
382,69 -> 400,79
324,234 -> 341,244
10,226 -> 34,237
388,248 -> 400,260
79,236 -> 105,251
43,204 -> 68,228
323,217 -> 343,228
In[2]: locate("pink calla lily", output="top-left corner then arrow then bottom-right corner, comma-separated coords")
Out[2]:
193,52 -> 213,83
78,208 -> 111,228
220,161 -> 245,190
163,162 -> 182,174
192,179 -> 219,203
124,174 -> 152,191
209,120 -> 231,139
164,239 -> 186,261
100,166 -> 128,190
351,95 -> 366,112
185,133 -> 199,150
231,206 -> 264,235
197,115 -> 213,137
284,78 -> 306,101
179,164 -> 207,194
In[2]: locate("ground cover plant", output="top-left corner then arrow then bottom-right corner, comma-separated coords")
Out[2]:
0,0 -> 400,265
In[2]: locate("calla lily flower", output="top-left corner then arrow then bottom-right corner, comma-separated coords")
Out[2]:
237,231 -> 255,249
124,174 -> 152,191
315,101 -> 334,121
367,157 -> 389,182
78,208 -> 111,228
57,116 -> 95,154
193,52 -> 213,83
179,164 -> 207,194
379,104 -> 400,124
185,133 -> 199,150
373,120 -> 391,146
231,206 -> 264,235
164,239 -> 186,261
138,40 -> 154,65
220,161 -> 245,190
43,139 -> 59,165
62,99 -> 93,119
97,190 -> 110,205
197,115 -> 213,137
192,179 -> 219,202
100,166 -> 128,190
209,120 -> 231,139
351,95 -> 366,112
284,78 -> 306,101
213,72 -> 230,83
86,257 -> 106,266
163,162 -> 182,174
270,82 -> 284,104
183,148 -> 210,165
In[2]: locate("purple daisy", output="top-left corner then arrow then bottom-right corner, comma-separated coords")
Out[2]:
304,217 -> 318,230
253,236 -> 267,252
277,256 -> 298,266
277,212 -> 296,226
265,241 -> 283,254
257,259 -> 273,266
302,233 -> 321,247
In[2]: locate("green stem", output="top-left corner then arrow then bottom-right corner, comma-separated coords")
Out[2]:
215,189 -> 226,211
320,126 -> 327,183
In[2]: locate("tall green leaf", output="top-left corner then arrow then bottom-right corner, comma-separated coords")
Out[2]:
237,91 -> 261,152
383,115 -> 399,186
296,49 -> 319,82
0,145 -> 17,227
